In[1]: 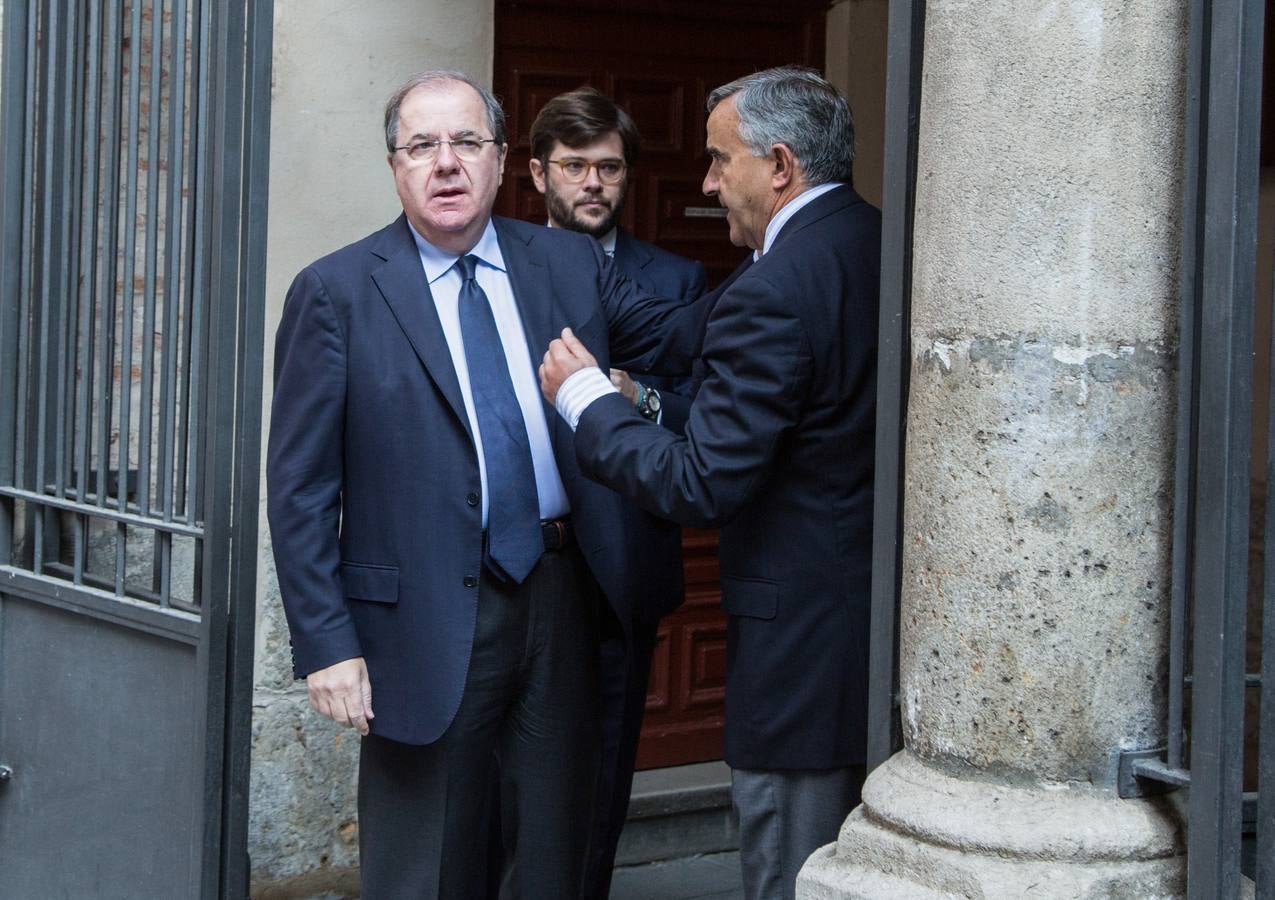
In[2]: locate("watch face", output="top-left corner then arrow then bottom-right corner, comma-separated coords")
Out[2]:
647,390 -> 661,412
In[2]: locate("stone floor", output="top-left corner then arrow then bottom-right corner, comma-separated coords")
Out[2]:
609,851 -> 744,900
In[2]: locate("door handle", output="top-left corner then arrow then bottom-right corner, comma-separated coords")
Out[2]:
0,764 -> 12,784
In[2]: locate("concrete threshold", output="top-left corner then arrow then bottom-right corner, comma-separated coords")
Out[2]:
615,760 -> 739,867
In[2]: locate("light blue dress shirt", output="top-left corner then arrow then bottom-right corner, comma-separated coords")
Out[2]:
409,219 -> 570,526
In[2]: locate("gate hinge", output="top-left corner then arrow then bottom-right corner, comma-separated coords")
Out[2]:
1117,747 -> 1189,798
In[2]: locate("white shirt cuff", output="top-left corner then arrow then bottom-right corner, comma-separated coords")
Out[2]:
555,367 -> 618,430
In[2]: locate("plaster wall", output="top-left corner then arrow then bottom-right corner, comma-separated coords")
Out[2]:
250,1 -> 493,890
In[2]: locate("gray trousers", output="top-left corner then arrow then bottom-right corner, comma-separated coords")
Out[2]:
731,765 -> 866,900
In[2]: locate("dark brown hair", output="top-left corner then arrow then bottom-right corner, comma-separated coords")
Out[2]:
529,87 -> 641,164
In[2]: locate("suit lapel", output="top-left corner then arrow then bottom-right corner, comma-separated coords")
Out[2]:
370,216 -> 472,440
614,228 -> 652,272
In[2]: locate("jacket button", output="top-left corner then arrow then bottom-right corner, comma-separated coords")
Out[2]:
463,575 -> 478,588
466,491 -> 479,507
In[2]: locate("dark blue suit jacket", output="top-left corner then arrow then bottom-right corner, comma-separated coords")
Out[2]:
266,214 -> 700,745
610,229 -> 705,622
574,187 -> 881,769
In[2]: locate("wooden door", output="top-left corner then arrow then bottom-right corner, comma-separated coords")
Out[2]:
494,0 -> 826,769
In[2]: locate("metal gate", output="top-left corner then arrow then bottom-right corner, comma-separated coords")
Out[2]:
867,0 -> 1275,897
0,0 -> 271,896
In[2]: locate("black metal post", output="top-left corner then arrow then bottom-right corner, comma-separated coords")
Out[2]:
866,0 -> 925,772
1184,0 -> 1265,894
219,0 -> 273,892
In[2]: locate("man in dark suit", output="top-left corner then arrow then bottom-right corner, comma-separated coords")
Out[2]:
266,70 -> 702,898
527,87 -> 706,899
540,67 -> 880,900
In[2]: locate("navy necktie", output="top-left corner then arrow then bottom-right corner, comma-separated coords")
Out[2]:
455,254 -> 542,583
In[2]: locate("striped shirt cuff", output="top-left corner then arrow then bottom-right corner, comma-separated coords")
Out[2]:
555,367 -> 618,430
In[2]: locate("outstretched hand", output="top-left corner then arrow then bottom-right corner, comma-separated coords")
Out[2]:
540,327 -> 599,403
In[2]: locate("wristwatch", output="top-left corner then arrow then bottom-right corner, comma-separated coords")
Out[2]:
635,383 -> 662,421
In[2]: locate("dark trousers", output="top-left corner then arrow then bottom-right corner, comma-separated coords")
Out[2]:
581,617 -> 660,900
357,544 -> 601,900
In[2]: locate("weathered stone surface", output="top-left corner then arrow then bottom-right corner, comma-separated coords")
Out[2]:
249,524 -> 360,892
798,754 -> 1187,899
911,2 -> 1187,344
248,689 -> 360,884
900,335 -> 1174,781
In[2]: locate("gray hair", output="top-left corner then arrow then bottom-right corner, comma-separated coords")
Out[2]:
706,66 -> 855,187
383,70 -> 507,152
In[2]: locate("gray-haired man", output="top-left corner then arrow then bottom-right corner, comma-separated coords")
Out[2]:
540,66 -> 881,900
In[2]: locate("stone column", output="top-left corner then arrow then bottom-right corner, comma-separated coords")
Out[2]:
801,3 -> 1191,897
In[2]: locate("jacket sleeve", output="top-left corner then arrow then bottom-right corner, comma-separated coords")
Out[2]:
577,271 -> 812,529
265,266 -> 363,678
596,247 -> 712,379
641,257 -> 709,435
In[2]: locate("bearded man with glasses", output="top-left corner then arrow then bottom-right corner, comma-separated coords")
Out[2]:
267,70 -> 703,898
527,87 -> 707,900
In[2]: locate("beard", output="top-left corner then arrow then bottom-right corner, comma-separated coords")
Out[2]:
545,181 -> 628,239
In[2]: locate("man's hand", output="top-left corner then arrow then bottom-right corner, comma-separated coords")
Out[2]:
306,656 -> 375,735
540,327 -> 599,403
609,369 -> 639,404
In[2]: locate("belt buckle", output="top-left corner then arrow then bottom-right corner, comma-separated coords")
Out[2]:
551,519 -> 566,549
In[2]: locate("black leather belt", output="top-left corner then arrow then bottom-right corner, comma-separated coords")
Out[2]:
540,517 -> 572,552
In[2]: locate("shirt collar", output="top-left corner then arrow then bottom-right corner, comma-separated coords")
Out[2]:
752,182 -> 845,261
545,219 -> 617,255
409,216 -> 507,284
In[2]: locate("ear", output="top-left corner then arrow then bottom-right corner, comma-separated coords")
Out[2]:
529,157 -> 548,194
769,143 -> 798,192
497,143 -> 508,187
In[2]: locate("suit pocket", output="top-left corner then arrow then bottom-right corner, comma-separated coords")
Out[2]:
720,576 -> 778,620
340,561 -> 399,604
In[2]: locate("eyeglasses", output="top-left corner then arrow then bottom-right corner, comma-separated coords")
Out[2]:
393,138 -> 500,163
545,158 -> 626,185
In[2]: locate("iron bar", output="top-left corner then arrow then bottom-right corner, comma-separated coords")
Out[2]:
55,0 -> 82,502
1165,0 -> 1201,745
114,0 -> 149,596
72,512 -> 87,586
185,0 -> 212,533
73,0 -> 104,586
198,0 -> 252,887
1259,222 -> 1275,900
0,0 -> 33,563
117,0 -> 145,511
138,0 -> 166,518
221,0 -> 274,887
32,0 -> 68,571
866,0 -> 925,771
0,565 -> 201,643
0,487 -> 203,538
96,0 -> 125,516
13,0 -> 41,573
1184,0 -> 1264,893
159,0 -> 191,530
1130,757 -> 1192,788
